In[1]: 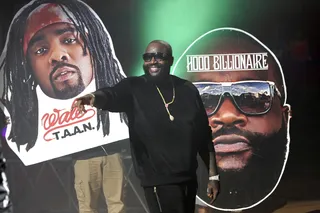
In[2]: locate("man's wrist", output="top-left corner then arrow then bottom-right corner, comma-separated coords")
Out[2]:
209,174 -> 219,181
88,93 -> 95,106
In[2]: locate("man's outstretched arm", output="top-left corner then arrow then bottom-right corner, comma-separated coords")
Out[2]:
71,78 -> 132,113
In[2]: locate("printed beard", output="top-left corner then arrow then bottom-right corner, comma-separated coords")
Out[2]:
51,75 -> 85,100
198,121 -> 288,209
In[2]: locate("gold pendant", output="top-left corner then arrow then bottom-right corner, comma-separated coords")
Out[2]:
169,115 -> 174,121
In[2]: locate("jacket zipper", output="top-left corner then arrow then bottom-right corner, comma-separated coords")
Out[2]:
153,186 -> 163,212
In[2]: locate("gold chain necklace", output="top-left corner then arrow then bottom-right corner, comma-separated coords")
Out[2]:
156,80 -> 175,121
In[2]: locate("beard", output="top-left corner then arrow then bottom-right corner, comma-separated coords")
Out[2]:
51,76 -> 85,100
143,63 -> 170,84
197,120 -> 288,209
49,63 -> 86,100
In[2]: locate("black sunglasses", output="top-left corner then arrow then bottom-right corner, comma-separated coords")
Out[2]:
142,52 -> 171,62
193,80 -> 282,116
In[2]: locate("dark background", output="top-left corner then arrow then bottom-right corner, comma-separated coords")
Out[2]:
0,0 -> 319,212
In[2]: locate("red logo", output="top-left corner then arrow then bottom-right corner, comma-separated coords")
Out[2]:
41,103 -> 96,141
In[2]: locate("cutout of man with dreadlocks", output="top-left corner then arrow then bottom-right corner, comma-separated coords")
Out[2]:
1,0 -> 131,212
1,0 -> 129,161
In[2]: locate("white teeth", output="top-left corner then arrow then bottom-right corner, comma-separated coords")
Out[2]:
59,71 -> 68,76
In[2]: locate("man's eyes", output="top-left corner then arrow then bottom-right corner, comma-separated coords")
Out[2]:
63,38 -> 77,44
35,47 -> 47,55
33,37 -> 77,55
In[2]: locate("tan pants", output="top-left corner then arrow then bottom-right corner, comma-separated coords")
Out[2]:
74,153 -> 125,213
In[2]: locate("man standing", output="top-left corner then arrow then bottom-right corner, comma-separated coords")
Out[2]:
1,0 -> 129,212
72,40 -> 220,213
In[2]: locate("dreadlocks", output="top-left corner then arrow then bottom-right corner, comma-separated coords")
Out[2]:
1,0 -> 128,151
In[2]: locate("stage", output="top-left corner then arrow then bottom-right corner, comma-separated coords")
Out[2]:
2,153 -> 319,213
274,200 -> 320,213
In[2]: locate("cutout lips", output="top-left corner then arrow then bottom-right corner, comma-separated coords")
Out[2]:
52,66 -> 77,82
213,134 -> 251,154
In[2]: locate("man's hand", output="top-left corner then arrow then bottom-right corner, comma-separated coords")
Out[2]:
207,180 -> 219,204
71,94 -> 95,113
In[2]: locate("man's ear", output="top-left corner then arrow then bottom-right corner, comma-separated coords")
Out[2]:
282,104 -> 292,125
169,56 -> 174,66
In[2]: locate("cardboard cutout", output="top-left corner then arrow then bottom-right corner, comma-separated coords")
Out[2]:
173,27 -> 291,211
0,0 -> 129,165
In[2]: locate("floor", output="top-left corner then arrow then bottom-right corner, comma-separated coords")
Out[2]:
274,200 -> 320,213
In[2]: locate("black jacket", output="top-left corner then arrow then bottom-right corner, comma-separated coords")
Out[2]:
92,75 -> 213,187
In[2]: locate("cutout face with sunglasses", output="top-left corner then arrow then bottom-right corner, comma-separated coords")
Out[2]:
193,63 -> 289,172
191,69 -> 290,209
194,67 -> 290,204
182,35 -> 291,209
142,41 -> 174,81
